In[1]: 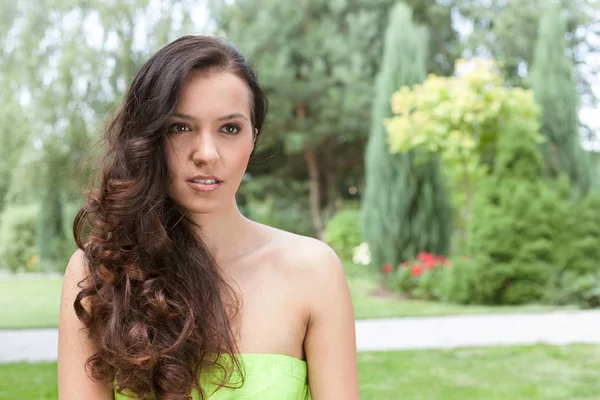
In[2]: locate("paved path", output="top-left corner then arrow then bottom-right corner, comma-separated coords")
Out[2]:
2,310 -> 600,363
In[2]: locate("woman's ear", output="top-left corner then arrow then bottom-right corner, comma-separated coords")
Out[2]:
253,128 -> 258,143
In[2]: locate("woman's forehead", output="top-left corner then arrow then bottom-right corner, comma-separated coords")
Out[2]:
176,70 -> 252,119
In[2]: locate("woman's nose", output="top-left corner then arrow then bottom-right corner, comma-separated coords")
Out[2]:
191,131 -> 219,164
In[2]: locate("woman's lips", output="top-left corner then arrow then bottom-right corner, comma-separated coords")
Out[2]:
187,180 -> 222,192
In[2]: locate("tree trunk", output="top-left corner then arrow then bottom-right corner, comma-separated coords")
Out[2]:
304,143 -> 323,240
297,105 -> 324,240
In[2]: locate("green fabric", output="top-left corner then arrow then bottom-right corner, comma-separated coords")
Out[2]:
114,354 -> 310,399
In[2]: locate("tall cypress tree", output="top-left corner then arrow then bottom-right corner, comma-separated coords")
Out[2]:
530,1 -> 590,194
361,3 -> 452,271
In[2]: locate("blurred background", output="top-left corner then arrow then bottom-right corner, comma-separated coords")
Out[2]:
1,0 -> 600,398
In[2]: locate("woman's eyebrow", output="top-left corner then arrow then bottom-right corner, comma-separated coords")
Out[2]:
217,113 -> 249,121
171,112 -> 249,122
172,112 -> 197,121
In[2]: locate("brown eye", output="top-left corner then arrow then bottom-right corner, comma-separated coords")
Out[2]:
167,123 -> 191,133
221,123 -> 241,135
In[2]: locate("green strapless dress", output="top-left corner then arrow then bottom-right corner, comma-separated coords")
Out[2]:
114,354 -> 311,399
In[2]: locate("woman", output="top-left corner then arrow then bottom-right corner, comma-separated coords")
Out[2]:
57,35 -> 359,399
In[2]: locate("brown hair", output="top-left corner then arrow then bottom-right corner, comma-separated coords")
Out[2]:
72,35 -> 268,399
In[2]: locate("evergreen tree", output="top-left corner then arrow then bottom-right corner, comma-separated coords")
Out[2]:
211,0 -> 397,239
530,1 -> 591,194
361,3 -> 452,271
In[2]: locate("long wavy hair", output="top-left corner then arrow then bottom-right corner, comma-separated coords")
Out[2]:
72,35 -> 268,399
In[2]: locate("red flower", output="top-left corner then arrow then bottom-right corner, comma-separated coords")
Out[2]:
437,255 -> 447,264
424,262 -> 436,270
418,252 -> 437,270
411,265 -> 423,277
382,264 -> 393,274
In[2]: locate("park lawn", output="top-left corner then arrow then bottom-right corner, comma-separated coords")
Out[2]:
0,278 -> 63,329
0,268 -> 573,329
1,344 -> 599,399
0,362 -> 58,400
357,344 -> 600,400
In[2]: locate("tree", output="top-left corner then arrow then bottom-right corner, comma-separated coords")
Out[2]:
361,3 -> 452,272
385,59 -> 542,248
211,0 -> 399,239
529,1 -> 591,195
402,0 -> 461,76
458,0 -> 599,88
0,0 -> 199,269
457,0 -> 600,144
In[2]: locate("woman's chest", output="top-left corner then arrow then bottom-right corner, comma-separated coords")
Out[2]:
225,263 -> 309,359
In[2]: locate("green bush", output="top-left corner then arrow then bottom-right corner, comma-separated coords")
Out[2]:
544,190 -> 600,305
438,256 -> 481,304
546,271 -> 600,308
459,178 -> 568,305
562,192 -> 600,275
323,208 -> 361,261
0,202 -> 77,273
0,204 -> 39,272
450,119 -> 573,305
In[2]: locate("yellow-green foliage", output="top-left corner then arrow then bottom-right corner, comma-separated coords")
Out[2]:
385,59 -> 544,242
386,59 -> 542,160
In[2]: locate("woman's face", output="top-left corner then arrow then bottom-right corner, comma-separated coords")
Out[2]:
165,70 -> 255,215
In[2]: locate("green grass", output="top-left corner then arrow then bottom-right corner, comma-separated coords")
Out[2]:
2,344 -> 599,399
358,344 -> 600,400
0,362 -> 57,400
0,278 -> 63,329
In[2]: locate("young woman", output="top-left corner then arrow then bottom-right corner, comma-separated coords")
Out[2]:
57,35 -> 359,399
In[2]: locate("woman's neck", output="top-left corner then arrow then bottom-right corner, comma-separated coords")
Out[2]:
187,203 -> 259,267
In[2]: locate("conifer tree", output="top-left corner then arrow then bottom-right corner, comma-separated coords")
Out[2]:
530,1 -> 591,194
361,3 -> 452,271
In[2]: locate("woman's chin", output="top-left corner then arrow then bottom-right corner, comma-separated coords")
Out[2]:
176,200 -> 233,217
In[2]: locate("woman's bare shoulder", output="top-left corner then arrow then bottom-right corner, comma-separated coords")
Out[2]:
61,249 -> 90,289
260,224 -> 344,279
58,249 -> 114,399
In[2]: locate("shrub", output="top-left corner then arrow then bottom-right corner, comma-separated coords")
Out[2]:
0,204 -> 39,272
545,270 -> 600,308
323,208 -> 361,261
461,177 -> 568,305
543,190 -> 600,305
451,117 -> 574,305
561,191 -> 600,275
438,256 -> 481,304
446,182 -> 600,306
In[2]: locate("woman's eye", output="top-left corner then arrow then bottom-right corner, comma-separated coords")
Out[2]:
221,124 -> 241,135
167,123 -> 191,133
